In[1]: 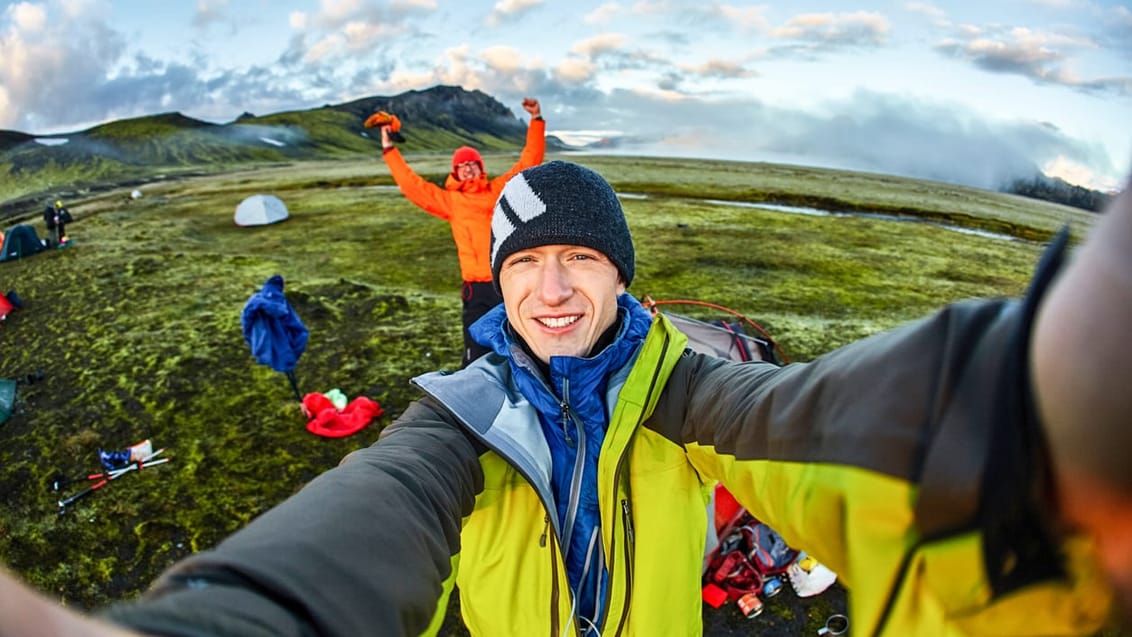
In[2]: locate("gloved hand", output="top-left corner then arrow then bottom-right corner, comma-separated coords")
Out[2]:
364,110 -> 401,131
364,110 -> 406,143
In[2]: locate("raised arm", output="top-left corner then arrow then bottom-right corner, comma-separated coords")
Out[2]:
496,98 -> 546,185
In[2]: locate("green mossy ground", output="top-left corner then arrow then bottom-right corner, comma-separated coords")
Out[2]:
0,155 -> 1118,636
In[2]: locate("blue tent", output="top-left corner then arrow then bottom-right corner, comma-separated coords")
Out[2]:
1,225 -> 47,262
0,377 -> 15,425
241,275 -> 309,400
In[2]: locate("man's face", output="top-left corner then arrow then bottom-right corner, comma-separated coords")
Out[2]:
498,244 -> 625,364
455,160 -> 483,181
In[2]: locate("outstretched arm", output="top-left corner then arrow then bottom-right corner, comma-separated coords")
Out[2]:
0,401 -> 483,637
0,568 -> 140,637
1032,178 -> 1132,618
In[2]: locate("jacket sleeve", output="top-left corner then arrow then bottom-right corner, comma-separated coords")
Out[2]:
100,399 -> 483,637
383,148 -> 454,221
651,244 -> 1111,634
493,117 -> 546,187
664,298 -> 1029,565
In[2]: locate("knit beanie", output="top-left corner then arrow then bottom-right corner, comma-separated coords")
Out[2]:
491,161 -> 634,293
451,146 -> 484,173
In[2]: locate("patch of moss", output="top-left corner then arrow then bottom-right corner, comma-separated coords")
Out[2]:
0,156 -> 1111,636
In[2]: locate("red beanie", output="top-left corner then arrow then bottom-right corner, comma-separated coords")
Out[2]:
451,146 -> 484,173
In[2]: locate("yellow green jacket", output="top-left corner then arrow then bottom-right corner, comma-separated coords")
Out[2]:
104,287 -> 1113,636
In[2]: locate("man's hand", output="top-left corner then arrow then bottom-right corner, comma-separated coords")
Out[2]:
365,111 -> 404,147
1033,176 -> 1132,622
522,98 -> 541,119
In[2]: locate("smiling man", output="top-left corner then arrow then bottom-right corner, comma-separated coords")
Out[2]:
2,161 -> 1131,637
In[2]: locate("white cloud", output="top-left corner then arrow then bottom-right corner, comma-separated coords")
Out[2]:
714,4 -> 770,32
305,33 -> 346,63
630,1 -> 669,15
289,11 -> 308,30
571,33 -> 626,58
679,59 -> 756,79
1043,155 -> 1119,192
555,57 -> 596,83
391,0 -> 437,9
192,0 -> 229,29
486,0 -> 542,26
584,3 -> 620,25
318,0 -> 365,24
903,1 -> 948,26
770,11 -> 890,46
7,2 -> 47,32
481,46 -> 524,74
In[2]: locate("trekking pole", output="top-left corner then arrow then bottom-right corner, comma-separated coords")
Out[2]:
57,450 -> 168,514
286,370 -> 302,402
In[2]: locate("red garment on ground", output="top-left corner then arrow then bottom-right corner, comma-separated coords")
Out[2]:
0,293 -> 13,322
302,392 -> 383,438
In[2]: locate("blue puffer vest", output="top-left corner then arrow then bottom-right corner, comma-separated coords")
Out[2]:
469,293 -> 654,630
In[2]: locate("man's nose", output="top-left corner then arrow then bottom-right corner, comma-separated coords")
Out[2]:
537,260 -> 572,305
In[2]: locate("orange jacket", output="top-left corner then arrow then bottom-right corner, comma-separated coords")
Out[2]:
383,118 -> 546,283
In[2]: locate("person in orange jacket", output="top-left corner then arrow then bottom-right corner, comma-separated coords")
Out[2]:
377,98 -> 546,367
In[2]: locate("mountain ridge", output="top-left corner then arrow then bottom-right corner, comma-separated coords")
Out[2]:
0,84 -> 1110,217
0,85 -> 570,216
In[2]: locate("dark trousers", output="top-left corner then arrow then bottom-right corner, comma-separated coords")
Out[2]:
50,223 -> 66,247
461,281 -> 503,368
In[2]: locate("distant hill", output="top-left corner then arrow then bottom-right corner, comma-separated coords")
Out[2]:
0,83 -> 1110,217
1005,173 -> 1112,213
0,85 -> 570,218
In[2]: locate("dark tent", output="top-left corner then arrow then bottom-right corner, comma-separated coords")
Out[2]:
0,378 -> 15,425
0,225 -> 47,262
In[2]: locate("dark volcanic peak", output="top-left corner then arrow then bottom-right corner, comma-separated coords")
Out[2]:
333,85 -> 525,138
0,129 -> 36,152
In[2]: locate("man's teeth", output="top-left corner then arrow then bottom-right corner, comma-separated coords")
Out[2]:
539,315 -> 579,328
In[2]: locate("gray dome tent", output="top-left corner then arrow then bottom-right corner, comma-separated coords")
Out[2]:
234,194 -> 289,227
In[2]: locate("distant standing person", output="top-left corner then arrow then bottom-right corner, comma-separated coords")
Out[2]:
375,98 -> 546,367
43,200 -> 73,248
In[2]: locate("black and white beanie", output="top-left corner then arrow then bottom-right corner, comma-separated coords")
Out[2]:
491,161 -> 634,293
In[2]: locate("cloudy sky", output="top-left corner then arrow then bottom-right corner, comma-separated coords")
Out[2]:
2,0 -> 1130,193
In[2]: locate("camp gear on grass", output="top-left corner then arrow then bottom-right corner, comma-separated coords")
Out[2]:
641,296 -> 788,364
301,391 -> 384,438
98,439 -> 154,471
0,292 -> 13,323
786,553 -> 839,598
644,297 -> 810,613
0,225 -> 47,262
241,275 -> 309,401
234,194 -> 289,226
56,448 -> 169,514
0,378 -> 15,425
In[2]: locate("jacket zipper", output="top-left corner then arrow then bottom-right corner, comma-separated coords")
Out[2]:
560,378 -> 577,448
603,329 -> 671,637
547,523 -> 562,637
615,498 -> 636,636
559,377 -> 587,560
